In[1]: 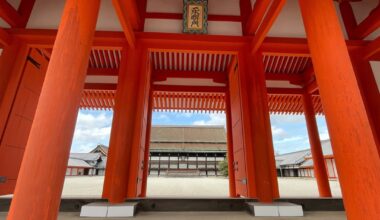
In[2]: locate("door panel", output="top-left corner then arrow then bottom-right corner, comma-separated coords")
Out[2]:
228,60 -> 248,197
0,50 -> 48,195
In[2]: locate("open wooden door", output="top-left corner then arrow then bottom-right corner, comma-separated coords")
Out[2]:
0,49 -> 49,194
227,58 -> 248,197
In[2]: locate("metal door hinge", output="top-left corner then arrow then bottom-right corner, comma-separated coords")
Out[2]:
0,176 -> 7,183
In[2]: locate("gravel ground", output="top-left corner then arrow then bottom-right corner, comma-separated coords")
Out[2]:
59,176 -> 342,198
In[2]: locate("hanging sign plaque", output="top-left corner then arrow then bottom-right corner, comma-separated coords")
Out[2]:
183,0 -> 208,34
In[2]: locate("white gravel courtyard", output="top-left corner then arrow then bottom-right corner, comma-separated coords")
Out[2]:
60,176 -> 342,198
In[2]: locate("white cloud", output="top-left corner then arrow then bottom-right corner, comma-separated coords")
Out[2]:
156,112 -> 169,120
274,136 -> 304,144
318,128 -> 330,141
271,126 -> 286,138
71,111 -> 113,153
193,113 -> 226,126
270,114 -> 305,124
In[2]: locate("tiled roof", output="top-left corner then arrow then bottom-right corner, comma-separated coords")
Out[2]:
150,125 -> 227,151
67,158 -> 93,168
69,153 -> 101,161
277,140 -> 333,168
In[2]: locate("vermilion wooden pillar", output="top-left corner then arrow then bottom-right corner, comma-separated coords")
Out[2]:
247,51 -> 279,202
302,93 -> 332,197
225,90 -> 237,197
339,1 -> 380,155
7,0 -> 100,219
141,89 -> 153,197
102,46 -> 143,203
299,0 -> 380,219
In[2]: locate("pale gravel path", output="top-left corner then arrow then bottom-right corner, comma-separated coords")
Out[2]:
59,176 -> 342,198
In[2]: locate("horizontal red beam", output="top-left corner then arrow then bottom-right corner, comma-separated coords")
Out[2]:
152,70 -> 228,83
6,29 -> 370,55
138,32 -> 250,52
145,12 -> 242,22
9,29 -> 126,48
266,72 -> 304,82
152,85 -> 226,93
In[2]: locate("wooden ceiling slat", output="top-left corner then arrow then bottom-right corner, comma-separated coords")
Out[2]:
79,90 -> 324,115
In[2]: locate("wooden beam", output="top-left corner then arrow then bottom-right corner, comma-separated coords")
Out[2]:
139,32 -> 250,52
261,37 -> 310,56
240,0 -> 253,35
0,1 -> 23,27
245,0 -> 271,35
17,0 -> 36,26
4,29 -> 371,56
305,80 -> 319,94
152,85 -> 226,93
136,0 -> 147,31
339,1 -> 357,39
87,68 -> 119,76
8,29 -> 126,48
145,12 -> 242,22
352,3 -> 380,39
251,0 -> 286,54
363,36 -> 380,60
0,27 -> 12,46
152,70 -> 228,83
112,0 -> 136,48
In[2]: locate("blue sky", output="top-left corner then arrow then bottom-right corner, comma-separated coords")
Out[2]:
71,110 -> 329,154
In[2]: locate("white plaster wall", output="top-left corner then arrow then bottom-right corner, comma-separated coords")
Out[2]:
6,0 -> 377,38
0,18 -> 10,28
266,80 -> 302,89
208,21 -> 242,36
147,0 -> 183,13
351,0 -> 378,23
147,0 -> 240,15
268,0 -> 306,38
27,0 -> 121,31
208,0 -> 240,15
335,0 -> 380,40
85,76 -> 118,84
268,0 -> 379,39
7,0 -> 21,10
145,19 -> 183,33
26,0 -> 65,29
370,61 -> 380,92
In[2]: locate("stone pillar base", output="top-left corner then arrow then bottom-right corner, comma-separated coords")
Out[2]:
247,202 -> 303,217
80,202 -> 138,218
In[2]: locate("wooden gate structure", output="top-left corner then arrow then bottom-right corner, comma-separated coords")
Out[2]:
0,0 -> 379,219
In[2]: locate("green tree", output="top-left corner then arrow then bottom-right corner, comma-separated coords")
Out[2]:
218,159 -> 229,177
